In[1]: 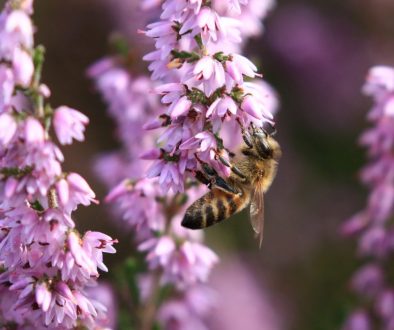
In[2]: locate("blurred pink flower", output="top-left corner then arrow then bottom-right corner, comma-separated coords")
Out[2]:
344,65 -> 394,328
87,283 -> 118,329
208,258 -> 285,330
343,310 -> 371,330
53,106 -> 89,145
12,48 -> 33,87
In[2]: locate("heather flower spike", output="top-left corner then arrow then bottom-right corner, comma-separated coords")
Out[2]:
0,1 -> 116,328
143,0 -> 278,193
343,66 -> 394,329
90,0 -> 278,328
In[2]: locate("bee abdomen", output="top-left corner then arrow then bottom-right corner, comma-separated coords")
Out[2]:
182,190 -> 248,230
182,208 -> 204,229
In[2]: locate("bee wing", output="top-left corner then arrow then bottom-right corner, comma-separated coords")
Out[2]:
250,185 -> 265,248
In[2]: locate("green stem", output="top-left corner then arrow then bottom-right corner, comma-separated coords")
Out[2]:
32,45 -> 45,118
140,271 -> 162,330
139,195 -> 183,329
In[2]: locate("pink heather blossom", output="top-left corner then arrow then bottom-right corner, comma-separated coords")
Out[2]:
170,96 -> 193,118
343,66 -> 394,328
213,0 -> 275,41
376,290 -> 394,320
88,58 -> 163,186
0,64 -> 15,112
140,231 -> 219,286
343,310 -> 371,330
86,283 -> 118,329
53,106 -> 89,145
0,9 -> 33,59
24,116 -> 45,143
208,258 -> 285,330
0,112 -> 17,144
351,264 -> 384,298
12,48 -> 34,87
157,285 -> 216,330
0,1 -> 116,328
207,95 -> 237,118
105,178 -> 166,234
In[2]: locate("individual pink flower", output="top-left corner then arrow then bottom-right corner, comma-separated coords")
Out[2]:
169,96 -> 193,118
351,264 -> 384,298
343,310 -> 371,330
12,48 -> 34,87
0,9 -> 33,59
64,172 -> 96,209
53,106 -> 89,145
0,112 -> 17,144
207,95 -> 237,118
24,117 -> 45,143
86,283 -> 117,329
0,64 -> 15,112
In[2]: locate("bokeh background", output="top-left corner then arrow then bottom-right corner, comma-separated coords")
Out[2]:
19,0 -> 394,329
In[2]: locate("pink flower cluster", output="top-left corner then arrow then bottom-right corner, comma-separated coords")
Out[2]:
143,0 -> 277,192
343,66 -> 394,329
88,57 -> 163,187
157,284 -> 216,330
0,1 -> 116,328
90,55 -> 219,329
141,0 -> 275,39
90,0 -> 277,328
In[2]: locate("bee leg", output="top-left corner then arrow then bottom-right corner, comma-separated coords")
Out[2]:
193,160 -> 239,195
217,154 -> 247,182
237,118 -> 253,148
200,162 -> 218,177
213,176 -> 239,194
194,170 -> 212,188
230,165 -> 247,182
202,170 -> 239,195
195,169 -> 238,194
225,148 -> 236,158
242,133 -> 253,149
249,122 -> 257,134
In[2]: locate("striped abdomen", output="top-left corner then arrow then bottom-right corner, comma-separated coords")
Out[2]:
182,188 -> 251,229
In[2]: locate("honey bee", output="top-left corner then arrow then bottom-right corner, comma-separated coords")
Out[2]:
181,124 -> 281,246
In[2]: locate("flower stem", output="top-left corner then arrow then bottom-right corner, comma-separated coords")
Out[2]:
32,45 -> 45,118
139,196 -> 182,329
140,271 -> 162,330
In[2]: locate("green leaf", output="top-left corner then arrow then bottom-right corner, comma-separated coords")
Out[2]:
118,310 -> 135,330
123,258 -> 143,306
30,200 -> 44,212
194,34 -> 203,49
110,34 -> 130,57
152,322 -> 162,330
